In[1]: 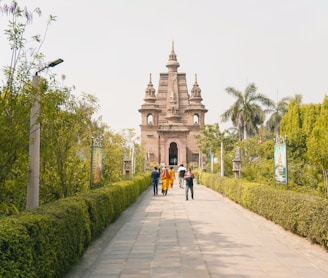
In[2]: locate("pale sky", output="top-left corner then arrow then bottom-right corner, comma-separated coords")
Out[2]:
1,0 -> 328,134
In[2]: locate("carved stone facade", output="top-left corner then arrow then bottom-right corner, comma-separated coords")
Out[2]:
139,44 -> 207,168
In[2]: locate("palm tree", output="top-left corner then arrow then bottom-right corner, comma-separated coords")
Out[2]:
266,96 -> 290,136
221,83 -> 274,140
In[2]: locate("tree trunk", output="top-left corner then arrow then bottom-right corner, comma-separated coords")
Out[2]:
243,125 -> 247,140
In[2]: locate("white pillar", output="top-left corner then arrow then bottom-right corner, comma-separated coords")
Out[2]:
27,75 -> 40,209
220,141 -> 224,177
211,152 -> 214,174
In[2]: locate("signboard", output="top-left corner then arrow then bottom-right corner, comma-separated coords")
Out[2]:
92,145 -> 102,183
274,144 -> 287,184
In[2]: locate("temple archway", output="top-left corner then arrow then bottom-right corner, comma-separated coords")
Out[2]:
169,142 -> 178,165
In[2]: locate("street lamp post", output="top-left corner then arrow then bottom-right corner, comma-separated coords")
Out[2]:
26,58 -> 63,209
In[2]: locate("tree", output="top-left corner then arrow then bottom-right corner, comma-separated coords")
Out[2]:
195,124 -> 224,154
221,83 -> 274,140
1,1 -> 41,88
280,95 -> 306,159
0,1 -> 45,212
120,128 -> 141,175
0,2 -> 146,215
300,103 -> 321,138
195,123 -> 237,173
0,1 -> 100,211
40,85 -> 98,200
307,96 -> 328,195
101,131 -> 125,183
266,96 -> 290,136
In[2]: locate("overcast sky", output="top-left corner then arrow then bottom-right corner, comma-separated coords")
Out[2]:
1,0 -> 328,134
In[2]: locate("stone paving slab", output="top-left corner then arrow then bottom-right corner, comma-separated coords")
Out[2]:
65,181 -> 328,278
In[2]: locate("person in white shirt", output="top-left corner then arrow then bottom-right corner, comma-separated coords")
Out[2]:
177,164 -> 186,188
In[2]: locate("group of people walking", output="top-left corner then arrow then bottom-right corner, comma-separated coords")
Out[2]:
150,166 -> 175,196
151,164 -> 194,200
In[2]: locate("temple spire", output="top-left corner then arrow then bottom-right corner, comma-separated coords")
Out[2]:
191,73 -> 202,98
166,41 -> 180,72
144,73 -> 156,99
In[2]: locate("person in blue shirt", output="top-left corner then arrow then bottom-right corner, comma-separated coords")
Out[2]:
184,168 -> 195,200
151,166 -> 160,196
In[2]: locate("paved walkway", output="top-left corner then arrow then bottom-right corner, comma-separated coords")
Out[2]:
65,180 -> 328,278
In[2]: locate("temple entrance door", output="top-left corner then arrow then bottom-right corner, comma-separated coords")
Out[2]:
169,142 -> 178,165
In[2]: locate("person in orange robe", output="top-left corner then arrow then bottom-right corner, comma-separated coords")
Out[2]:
168,166 -> 175,188
160,167 -> 170,196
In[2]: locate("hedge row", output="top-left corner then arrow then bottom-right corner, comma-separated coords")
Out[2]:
200,173 -> 328,250
0,174 -> 151,278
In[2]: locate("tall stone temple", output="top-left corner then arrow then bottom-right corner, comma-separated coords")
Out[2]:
139,44 -> 208,169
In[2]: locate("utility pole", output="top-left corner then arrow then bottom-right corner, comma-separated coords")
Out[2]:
27,59 -> 63,209
220,141 -> 224,176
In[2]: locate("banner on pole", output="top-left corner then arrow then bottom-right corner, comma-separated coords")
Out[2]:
274,144 -> 287,184
92,146 -> 102,183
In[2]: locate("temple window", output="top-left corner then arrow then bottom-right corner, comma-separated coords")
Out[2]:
147,114 -> 153,124
193,114 -> 199,124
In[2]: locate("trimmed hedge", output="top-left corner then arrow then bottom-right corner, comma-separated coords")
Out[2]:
0,174 -> 151,278
201,173 -> 328,250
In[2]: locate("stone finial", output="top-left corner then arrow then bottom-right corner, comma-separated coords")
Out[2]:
145,73 -> 155,97
191,73 -> 201,98
166,41 -> 180,72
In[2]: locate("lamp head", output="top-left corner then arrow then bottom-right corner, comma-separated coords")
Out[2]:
35,58 -> 64,75
48,58 -> 64,68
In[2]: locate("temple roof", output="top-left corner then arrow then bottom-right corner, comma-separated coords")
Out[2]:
166,41 -> 180,72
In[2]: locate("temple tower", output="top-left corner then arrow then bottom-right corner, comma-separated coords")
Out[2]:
139,43 -> 207,168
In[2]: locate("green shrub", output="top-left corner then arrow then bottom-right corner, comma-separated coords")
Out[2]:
0,173 -> 151,277
200,172 -> 328,250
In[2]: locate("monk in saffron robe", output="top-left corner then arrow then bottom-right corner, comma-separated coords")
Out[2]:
160,167 -> 170,196
168,166 -> 175,188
